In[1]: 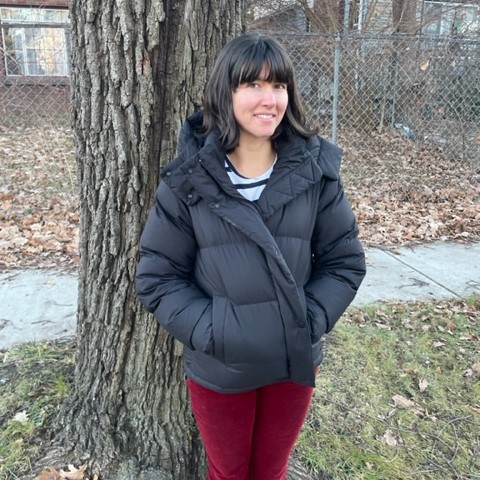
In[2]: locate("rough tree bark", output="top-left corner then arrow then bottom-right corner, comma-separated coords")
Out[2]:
58,1 -> 243,478
393,0 -> 418,33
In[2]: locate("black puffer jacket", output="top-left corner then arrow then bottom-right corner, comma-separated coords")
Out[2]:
136,112 -> 366,393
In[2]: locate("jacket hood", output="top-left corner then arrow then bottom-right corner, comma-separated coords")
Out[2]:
175,110 -> 207,159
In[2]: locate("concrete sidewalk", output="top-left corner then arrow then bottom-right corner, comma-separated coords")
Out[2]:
0,241 -> 479,351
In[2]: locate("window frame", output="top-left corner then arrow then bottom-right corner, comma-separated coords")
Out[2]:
422,1 -> 480,37
0,6 -> 71,77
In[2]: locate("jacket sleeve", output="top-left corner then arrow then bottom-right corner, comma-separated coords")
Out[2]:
304,178 -> 366,342
135,181 -> 214,354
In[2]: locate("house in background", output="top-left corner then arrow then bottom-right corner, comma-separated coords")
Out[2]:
422,0 -> 480,36
0,0 -> 70,126
248,2 -> 311,32
1,0 -> 478,127
362,0 -> 479,36
249,0 -> 480,36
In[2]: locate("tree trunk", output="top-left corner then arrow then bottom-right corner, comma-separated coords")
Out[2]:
59,1 -> 243,478
393,0 -> 418,33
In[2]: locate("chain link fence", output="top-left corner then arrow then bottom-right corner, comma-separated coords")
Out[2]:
0,20 -> 71,129
273,33 -> 480,169
0,75 -> 71,129
4,29 -> 476,158
1,23 -> 478,167
1,13 -> 479,253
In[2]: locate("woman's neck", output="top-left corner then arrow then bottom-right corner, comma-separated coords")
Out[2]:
228,141 -> 276,179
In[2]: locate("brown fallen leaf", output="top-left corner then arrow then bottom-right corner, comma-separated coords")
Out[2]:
446,320 -> 457,330
420,59 -> 430,71
392,394 -> 425,415
382,428 -> 403,447
418,377 -> 429,393
36,468 -> 62,480
392,394 -> 415,409
59,463 -> 88,480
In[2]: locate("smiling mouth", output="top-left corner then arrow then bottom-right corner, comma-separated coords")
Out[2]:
255,114 -> 275,119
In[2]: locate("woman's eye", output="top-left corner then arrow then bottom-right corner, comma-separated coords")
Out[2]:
247,82 -> 259,88
275,83 -> 287,90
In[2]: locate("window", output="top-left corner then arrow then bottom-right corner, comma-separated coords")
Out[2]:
0,7 -> 70,76
423,1 -> 480,36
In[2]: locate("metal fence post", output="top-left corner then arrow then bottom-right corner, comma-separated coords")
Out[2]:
332,33 -> 341,144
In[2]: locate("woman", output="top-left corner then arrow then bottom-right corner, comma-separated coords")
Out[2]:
136,33 -> 366,480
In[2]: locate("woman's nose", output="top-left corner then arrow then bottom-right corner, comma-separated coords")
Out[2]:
261,87 -> 276,106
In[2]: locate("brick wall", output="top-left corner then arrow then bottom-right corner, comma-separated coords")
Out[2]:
0,80 -> 70,111
0,1 -> 68,7
0,79 -> 71,127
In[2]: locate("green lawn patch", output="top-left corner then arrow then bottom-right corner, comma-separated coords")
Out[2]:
297,296 -> 480,479
0,340 -> 75,479
1,297 -> 479,479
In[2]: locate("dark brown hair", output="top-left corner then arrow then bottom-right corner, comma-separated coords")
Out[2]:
202,32 -> 317,151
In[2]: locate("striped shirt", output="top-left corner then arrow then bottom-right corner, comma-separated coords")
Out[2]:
225,155 -> 276,202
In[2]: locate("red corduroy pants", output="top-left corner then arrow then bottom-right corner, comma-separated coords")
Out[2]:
186,377 -> 314,480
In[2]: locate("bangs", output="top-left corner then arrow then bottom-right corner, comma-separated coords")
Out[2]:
230,43 -> 293,87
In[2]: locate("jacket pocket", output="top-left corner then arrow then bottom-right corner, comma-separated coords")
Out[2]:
303,287 -> 328,344
222,300 -> 285,366
307,306 -> 327,344
211,295 -> 228,361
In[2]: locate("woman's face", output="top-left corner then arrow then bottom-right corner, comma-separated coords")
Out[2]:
232,66 -> 288,145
